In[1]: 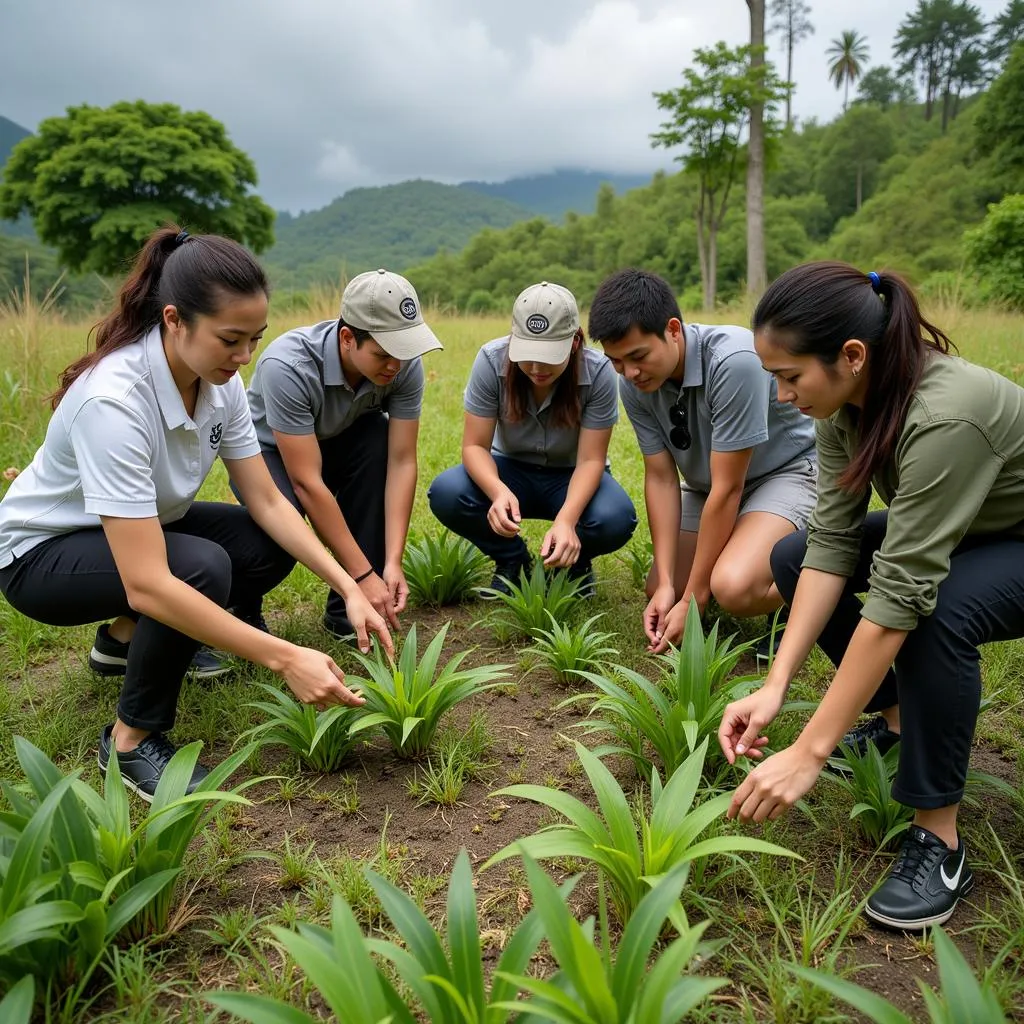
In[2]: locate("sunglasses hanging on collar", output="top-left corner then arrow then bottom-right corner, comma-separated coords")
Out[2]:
669,388 -> 691,450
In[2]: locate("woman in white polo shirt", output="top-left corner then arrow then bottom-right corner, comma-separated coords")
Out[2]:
0,226 -> 392,800
428,281 -> 637,595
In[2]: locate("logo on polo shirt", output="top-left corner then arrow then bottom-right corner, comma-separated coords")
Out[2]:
400,297 -> 417,321
209,422 -> 223,448
526,314 -> 549,334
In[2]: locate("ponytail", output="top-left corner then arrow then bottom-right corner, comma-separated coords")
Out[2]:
753,261 -> 953,493
51,225 -> 268,408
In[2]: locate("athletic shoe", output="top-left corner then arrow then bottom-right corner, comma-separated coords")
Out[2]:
231,606 -> 271,634
827,715 -> 901,773
865,826 -> 973,930
88,624 -> 233,680
754,607 -> 789,664
568,560 -> 596,599
97,724 -> 209,803
482,556 -> 532,598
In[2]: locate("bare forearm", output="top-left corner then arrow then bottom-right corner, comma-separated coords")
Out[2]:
384,457 -> 417,567
795,620 -> 907,761
645,471 -> 682,588
247,492 -> 358,601
763,568 -> 847,694
556,459 -> 604,527
463,446 -> 504,501
293,480 -> 369,577
130,575 -> 295,672
683,487 -> 742,602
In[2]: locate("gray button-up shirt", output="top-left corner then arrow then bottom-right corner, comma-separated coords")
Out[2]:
619,322 -> 815,492
247,319 -> 424,449
464,338 -> 618,467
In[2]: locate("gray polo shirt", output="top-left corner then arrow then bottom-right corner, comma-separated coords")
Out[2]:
0,326 -> 261,567
464,338 -> 618,467
619,322 -> 815,492
248,319 -> 425,448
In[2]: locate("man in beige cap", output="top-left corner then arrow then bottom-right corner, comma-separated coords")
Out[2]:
241,269 -> 443,637
429,281 -> 636,597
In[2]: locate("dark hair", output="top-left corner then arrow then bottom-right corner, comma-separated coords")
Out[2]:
503,330 -> 583,430
338,316 -> 374,347
753,261 -> 953,493
587,268 -> 682,343
52,225 -> 268,408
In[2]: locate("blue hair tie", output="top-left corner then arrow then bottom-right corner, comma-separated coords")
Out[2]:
867,271 -> 881,293
174,230 -> 190,246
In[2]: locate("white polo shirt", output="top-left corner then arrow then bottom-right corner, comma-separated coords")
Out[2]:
0,326 -> 262,567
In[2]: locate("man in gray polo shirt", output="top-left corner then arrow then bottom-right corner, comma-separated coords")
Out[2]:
244,269 -> 442,636
589,268 -> 817,656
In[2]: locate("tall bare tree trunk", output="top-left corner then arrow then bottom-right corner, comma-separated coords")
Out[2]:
785,17 -> 794,127
708,224 -> 719,311
745,0 -> 767,298
695,206 -> 713,311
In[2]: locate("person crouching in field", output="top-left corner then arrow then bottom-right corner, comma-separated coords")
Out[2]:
0,227 -> 392,801
588,268 -> 818,655
241,269 -> 442,639
719,262 -> 1024,930
428,281 -> 637,597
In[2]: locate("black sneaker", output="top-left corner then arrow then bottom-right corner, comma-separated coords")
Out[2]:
231,605 -> 271,634
568,560 -> 596,599
97,725 -> 210,803
482,557 -> 532,599
828,715 -> 901,772
89,625 -> 232,680
865,826 -> 973,930
754,608 -> 789,664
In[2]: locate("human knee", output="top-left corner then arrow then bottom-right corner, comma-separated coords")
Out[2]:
428,467 -> 478,524
710,564 -> 762,616
168,537 -> 233,606
769,529 -> 807,602
578,484 -> 638,552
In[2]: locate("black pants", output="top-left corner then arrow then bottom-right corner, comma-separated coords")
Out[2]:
771,510 -> 1024,809
248,412 -> 388,624
0,503 -> 294,733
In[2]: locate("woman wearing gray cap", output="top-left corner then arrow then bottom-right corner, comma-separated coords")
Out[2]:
428,282 -> 637,596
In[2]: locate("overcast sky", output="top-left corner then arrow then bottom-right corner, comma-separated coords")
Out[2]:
0,0 -> 1009,212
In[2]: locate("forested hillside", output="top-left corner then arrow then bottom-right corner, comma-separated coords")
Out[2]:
458,170 -> 653,219
405,85 -> 1015,313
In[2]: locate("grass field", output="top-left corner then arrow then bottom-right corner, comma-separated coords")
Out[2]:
1,290 -> 1023,1022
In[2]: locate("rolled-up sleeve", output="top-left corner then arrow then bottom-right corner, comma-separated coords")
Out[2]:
860,419 -> 1005,630
803,418 -> 870,578
260,358 -> 317,436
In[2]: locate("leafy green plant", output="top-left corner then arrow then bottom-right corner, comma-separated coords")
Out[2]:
0,736 -> 256,997
823,742 -> 913,848
347,622 -> 509,758
477,561 -> 585,638
485,737 -> 798,925
209,848 -> 575,1024
0,975 -> 34,1024
406,745 -> 469,807
788,926 -> 1009,1022
495,855 -> 727,1024
239,682 -> 366,772
529,611 -> 619,685
566,603 -> 759,779
403,531 -> 490,606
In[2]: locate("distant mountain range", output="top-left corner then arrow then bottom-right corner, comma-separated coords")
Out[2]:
459,169 -> 652,219
1,112 -> 653,288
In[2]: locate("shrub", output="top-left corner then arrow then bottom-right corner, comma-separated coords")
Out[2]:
403,531 -> 490,607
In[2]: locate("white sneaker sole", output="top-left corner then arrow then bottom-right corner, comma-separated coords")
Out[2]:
864,879 -> 974,931
88,647 -> 128,676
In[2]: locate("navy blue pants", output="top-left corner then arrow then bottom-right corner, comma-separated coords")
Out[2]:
427,455 -> 637,566
771,511 -> 1024,809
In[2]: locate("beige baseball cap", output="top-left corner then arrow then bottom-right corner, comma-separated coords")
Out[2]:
340,269 -> 443,360
508,281 -> 580,364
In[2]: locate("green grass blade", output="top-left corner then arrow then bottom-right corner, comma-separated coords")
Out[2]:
206,993 -> 319,1024
0,976 -> 35,1024
446,849 -> 485,1021
786,964 -> 913,1023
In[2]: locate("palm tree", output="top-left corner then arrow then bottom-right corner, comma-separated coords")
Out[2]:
827,30 -> 870,110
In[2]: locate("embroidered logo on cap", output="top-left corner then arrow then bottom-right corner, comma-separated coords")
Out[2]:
526,314 -> 549,334
209,422 -> 223,448
399,297 -> 417,321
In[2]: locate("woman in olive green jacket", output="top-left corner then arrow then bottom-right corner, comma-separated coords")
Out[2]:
718,261 -> 1024,931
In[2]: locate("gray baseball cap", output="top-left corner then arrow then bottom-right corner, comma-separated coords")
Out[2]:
340,269 -> 443,360
508,281 -> 580,364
